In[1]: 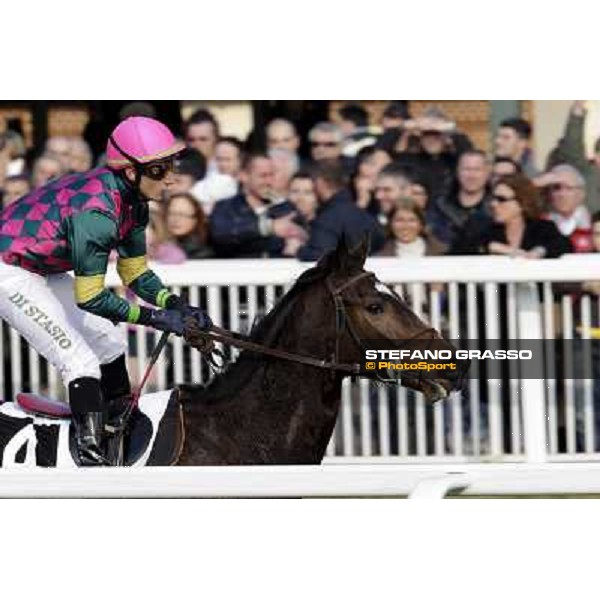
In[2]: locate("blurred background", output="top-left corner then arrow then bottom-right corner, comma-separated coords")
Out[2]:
2,100 -> 600,166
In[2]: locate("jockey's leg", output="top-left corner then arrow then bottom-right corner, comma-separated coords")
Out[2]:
0,263 -> 109,466
46,273 -> 132,449
68,377 -> 109,466
99,354 -> 133,435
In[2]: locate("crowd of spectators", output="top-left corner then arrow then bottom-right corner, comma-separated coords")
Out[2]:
2,100 -> 600,266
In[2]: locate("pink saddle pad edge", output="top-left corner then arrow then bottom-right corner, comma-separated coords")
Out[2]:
16,392 -> 72,418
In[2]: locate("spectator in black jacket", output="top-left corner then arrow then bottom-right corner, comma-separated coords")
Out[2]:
394,107 -> 474,199
428,150 -> 493,247
451,173 -> 571,258
296,160 -> 385,261
209,153 -> 306,258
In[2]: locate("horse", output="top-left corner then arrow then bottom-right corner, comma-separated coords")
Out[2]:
0,236 -> 467,467
175,236 -> 466,465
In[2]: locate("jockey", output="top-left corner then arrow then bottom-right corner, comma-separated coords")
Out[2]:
0,116 -> 212,466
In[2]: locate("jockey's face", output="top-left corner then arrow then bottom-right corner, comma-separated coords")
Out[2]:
124,164 -> 176,202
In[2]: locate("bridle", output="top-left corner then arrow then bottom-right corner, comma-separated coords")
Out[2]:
192,270 -> 437,381
325,271 -> 437,384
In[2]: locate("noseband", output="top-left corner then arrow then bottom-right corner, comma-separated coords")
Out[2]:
325,272 -> 437,383
193,271 -> 436,378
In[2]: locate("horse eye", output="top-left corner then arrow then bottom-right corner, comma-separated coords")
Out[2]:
367,303 -> 384,314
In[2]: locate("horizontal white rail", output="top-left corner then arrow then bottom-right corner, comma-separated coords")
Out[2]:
3,463 -> 600,498
103,255 -> 600,286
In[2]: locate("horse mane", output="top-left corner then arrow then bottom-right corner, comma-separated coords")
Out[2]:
246,262 -> 329,343
194,261 -> 331,404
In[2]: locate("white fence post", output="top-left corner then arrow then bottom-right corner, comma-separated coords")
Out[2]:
516,281 -> 547,463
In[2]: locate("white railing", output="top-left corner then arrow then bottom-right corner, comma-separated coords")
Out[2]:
2,255 -> 600,465
2,463 -> 600,498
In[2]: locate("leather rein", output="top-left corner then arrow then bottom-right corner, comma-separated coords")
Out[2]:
192,271 -> 436,377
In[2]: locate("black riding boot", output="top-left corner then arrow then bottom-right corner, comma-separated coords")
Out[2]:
100,354 -> 133,436
69,377 -> 110,467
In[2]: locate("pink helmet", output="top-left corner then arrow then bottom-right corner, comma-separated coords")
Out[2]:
106,116 -> 185,169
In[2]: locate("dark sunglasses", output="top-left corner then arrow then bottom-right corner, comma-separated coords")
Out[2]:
310,141 -> 338,148
141,158 -> 176,181
492,194 -> 517,203
549,183 -> 580,192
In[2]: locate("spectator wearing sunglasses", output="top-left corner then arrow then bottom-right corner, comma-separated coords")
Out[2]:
535,164 -> 592,252
451,173 -> 571,258
183,108 -> 220,176
308,122 -> 343,162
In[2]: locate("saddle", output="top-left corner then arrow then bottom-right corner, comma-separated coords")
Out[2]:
8,390 -> 183,467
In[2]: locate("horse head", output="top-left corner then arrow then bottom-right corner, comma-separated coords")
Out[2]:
307,234 -> 468,403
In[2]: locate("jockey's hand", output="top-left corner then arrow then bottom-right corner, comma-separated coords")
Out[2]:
180,305 -> 213,330
147,308 -> 186,336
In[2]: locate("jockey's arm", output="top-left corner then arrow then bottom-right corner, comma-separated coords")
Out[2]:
116,223 -> 212,330
115,221 -> 181,310
66,210 -> 147,323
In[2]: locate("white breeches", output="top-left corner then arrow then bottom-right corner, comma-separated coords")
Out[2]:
0,261 -> 127,386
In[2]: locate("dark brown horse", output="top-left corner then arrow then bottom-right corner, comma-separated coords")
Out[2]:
175,237 -> 465,465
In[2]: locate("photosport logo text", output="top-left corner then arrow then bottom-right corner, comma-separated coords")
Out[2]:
362,346 -> 535,380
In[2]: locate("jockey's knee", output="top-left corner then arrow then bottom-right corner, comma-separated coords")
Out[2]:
86,318 -> 128,364
60,347 -> 102,387
98,329 -> 128,365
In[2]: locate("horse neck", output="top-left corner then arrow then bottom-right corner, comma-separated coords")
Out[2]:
182,288 -> 345,463
250,290 -> 345,455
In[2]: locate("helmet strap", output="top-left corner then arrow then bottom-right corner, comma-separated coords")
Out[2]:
109,134 -> 146,200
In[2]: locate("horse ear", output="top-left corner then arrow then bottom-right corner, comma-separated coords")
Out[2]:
320,233 -> 351,273
347,233 -> 370,269
318,234 -> 361,275
336,233 -> 354,272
